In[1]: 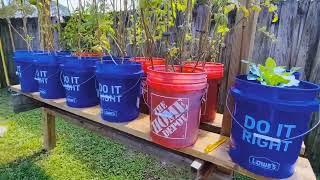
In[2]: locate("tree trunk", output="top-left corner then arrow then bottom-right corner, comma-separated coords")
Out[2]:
38,0 -> 54,51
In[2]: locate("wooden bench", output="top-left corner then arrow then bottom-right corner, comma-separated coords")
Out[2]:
10,85 -> 315,180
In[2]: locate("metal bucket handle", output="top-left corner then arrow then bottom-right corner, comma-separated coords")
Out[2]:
226,90 -> 320,142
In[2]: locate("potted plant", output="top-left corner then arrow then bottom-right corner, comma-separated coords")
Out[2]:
94,0 -> 144,122
144,0 -> 280,149
228,57 -> 320,178
59,3 -> 111,107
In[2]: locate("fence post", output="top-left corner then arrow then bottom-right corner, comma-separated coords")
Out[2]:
0,36 -> 10,86
221,0 -> 258,136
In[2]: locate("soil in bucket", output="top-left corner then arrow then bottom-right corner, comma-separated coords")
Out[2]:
33,53 -> 65,99
130,57 -> 166,114
229,75 -> 320,178
96,61 -> 143,122
147,65 -> 207,148
60,56 -> 99,108
184,62 -> 224,123
13,50 -> 38,93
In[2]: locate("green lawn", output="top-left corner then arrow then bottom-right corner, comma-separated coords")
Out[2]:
0,89 -> 194,179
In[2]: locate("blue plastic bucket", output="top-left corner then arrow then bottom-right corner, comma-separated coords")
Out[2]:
60,57 -> 99,108
34,53 -> 65,99
96,61 -> 143,122
14,50 -> 38,92
229,75 -> 320,178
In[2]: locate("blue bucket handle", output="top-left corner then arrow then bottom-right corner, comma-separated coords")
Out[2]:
226,90 -> 320,142
60,72 -> 96,88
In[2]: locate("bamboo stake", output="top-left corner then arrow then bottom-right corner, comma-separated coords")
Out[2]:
0,36 -> 10,86
6,18 -> 16,52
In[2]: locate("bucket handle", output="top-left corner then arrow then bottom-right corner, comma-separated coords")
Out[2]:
60,72 -> 96,88
98,74 -> 143,97
201,84 -> 209,115
16,64 -> 34,76
142,79 -> 150,108
142,82 -> 207,116
226,90 -> 320,142
34,69 -> 60,81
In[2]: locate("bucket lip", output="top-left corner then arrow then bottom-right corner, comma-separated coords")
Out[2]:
147,65 -> 206,76
184,61 -> 224,67
183,61 -> 224,79
147,79 -> 207,91
60,57 -> 98,70
236,75 -> 320,91
96,60 -> 140,66
130,56 -> 166,63
96,70 -> 143,79
96,61 -> 143,77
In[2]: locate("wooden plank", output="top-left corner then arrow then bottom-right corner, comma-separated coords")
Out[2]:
42,107 -> 56,151
10,85 -> 316,180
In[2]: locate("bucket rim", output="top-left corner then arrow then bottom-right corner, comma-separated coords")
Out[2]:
236,75 -> 320,92
147,79 -> 207,91
130,56 -> 166,62
147,65 -> 206,76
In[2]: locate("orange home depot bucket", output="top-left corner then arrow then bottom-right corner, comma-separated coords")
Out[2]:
147,65 -> 207,148
130,57 -> 166,114
184,62 -> 224,123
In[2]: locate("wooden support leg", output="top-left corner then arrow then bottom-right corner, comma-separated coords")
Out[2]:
42,107 -> 56,151
191,159 -> 233,180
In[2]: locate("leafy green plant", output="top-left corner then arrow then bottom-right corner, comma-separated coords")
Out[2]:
242,57 -> 300,87
60,3 -> 114,54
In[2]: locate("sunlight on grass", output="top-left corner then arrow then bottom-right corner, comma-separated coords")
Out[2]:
0,89 -> 194,179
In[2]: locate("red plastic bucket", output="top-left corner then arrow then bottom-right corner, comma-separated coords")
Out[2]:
131,57 -> 166,73
147,65 -> 207,148
130,57 -> 166,114
184,62 -> 224,123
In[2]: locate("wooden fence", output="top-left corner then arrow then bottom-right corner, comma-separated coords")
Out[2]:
0,0 -> 320,176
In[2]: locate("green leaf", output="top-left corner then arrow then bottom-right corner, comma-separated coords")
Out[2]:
272,13 -> 279,23
265,57 -> 277,69
250,5 -> 262,13
240,6 -> 250,17
223,4 -> 236,15
217,25 -> 230,35
268,4 -> 278,12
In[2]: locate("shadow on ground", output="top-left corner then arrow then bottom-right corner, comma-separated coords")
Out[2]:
0,88 -> 194,179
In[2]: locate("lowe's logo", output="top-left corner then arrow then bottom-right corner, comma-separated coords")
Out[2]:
103,109 -> 117,117
249,156 -> 280,171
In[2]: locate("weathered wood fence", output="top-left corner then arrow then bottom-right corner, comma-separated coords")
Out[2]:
0,0 -> 319,176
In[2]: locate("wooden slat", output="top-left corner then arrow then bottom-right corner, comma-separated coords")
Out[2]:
10,85 -> 316,180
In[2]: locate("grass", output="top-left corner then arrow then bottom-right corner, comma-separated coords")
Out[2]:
0,89 -> 194,179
